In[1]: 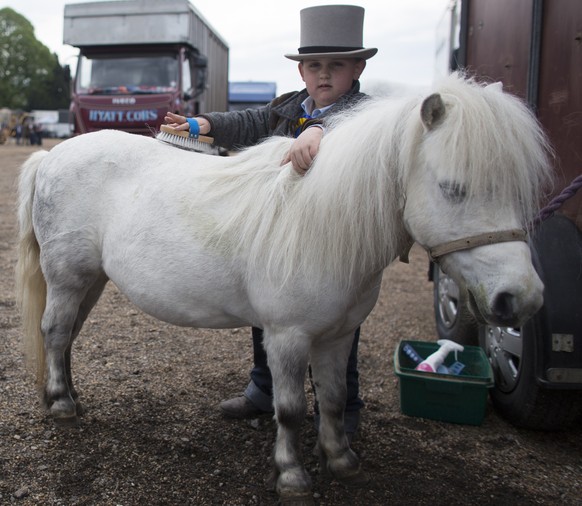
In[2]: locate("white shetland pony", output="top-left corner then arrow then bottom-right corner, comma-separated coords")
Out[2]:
16,74 -> 551,504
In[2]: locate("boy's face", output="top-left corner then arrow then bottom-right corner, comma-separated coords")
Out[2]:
299,57 -> 366,109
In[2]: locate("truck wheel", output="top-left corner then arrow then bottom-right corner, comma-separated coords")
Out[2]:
433,264 -> 478,344
479,317 -> 582,430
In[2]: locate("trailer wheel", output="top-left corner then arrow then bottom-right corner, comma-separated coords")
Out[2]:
479,316 -> 582,430
433,264 -> 478,344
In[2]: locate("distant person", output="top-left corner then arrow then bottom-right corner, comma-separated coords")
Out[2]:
14,123 -> 22,145
164,4 -> 377,440
34,124 -> 43,146
23,123 -> 31,145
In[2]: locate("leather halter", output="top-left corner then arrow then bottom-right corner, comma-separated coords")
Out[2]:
428,229 -> 528,262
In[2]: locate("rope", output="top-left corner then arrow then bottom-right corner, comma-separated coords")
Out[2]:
534,174 -> 582,226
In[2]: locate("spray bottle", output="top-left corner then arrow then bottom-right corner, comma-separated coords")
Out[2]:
415,339 -> 465,374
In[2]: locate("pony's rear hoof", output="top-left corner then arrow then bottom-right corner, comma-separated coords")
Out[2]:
48,396 -> 78,422
278,493 -> 315,506
265,467 -> 278,492
75,402 -> 85,417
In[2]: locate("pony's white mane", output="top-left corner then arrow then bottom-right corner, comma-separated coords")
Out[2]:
190,73 -> 552,290
192,97 -> 418,290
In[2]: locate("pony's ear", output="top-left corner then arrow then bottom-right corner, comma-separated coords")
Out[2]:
485,81 -> 503,92
421,93 -> 446,130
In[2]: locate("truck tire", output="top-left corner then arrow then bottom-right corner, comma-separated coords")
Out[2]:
433,264 -> 478,345
479,315 -> 582,430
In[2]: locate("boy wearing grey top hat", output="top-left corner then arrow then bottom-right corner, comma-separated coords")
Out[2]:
164,5 -> 376,439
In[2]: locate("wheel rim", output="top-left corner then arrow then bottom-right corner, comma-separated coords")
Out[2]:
437,271 -> 461,329
481,325 -> 522,392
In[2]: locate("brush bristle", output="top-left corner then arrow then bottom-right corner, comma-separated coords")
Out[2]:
156,128 -> 219,155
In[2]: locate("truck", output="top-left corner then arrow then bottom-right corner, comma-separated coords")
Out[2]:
64,0 -> 229,135
431,0 -> 582,430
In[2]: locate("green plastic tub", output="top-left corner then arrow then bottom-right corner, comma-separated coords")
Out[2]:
394,340 -> 494,425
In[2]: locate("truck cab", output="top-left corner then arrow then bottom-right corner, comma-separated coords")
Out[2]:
72,44 -> 207,134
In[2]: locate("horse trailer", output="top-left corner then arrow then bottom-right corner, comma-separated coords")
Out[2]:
432,0 -> 582,430
64,0 -> 229,135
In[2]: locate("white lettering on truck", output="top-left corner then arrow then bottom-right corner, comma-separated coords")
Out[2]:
88,110 -> 158,123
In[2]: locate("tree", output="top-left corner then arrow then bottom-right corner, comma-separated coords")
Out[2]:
0,8 -> 70,110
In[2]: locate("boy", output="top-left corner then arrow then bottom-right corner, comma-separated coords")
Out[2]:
165,5 -> 377,440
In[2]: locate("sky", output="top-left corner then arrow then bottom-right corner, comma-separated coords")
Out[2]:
2,0 -> 451,95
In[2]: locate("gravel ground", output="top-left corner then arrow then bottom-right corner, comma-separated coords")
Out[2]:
0,139 -> 581,505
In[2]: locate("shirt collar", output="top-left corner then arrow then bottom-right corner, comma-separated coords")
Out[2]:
300,96 -> 334,118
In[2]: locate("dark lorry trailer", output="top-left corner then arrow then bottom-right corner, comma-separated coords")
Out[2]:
64,0 -> 229,135
432,0 -> 582,430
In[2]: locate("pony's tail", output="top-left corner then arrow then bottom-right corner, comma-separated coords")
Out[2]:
15,151 -> 48,387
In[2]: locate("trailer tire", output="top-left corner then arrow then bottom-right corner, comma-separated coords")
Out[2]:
433,264 -> 478,345
479,315 -> 582,431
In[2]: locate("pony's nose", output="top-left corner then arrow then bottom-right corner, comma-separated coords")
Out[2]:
492,291 -> 516,324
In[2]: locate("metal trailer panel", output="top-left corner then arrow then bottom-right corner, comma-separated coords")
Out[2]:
464,0 -> 533,99
537,0 -> 582,228
229,82 -> 277,103
532,215 -> 582,387
460,0 -> 582,387
462,0 -> 582,226
228,82 -> 277,112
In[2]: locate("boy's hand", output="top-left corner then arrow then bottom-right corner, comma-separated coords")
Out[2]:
163,113 -> 211,135
282,127 -> 323,175
164,112 -> 189,131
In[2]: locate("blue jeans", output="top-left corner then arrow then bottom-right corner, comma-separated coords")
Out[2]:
244,326 -> 364,431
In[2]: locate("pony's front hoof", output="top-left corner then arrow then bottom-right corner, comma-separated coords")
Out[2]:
278,492 -> 315,506
327,450 -> 369,487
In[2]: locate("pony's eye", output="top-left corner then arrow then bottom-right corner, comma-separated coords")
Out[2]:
439,181 -> 466,203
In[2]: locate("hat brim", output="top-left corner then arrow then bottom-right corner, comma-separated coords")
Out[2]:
284,47 -> 377,61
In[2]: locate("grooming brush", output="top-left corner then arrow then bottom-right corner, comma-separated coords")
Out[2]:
156,124 -> 219,155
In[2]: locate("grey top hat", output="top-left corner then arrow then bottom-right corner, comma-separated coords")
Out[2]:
285,5 -> 378,61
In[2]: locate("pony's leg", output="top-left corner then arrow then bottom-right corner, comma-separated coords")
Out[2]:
310,332 -> 367,486
41,285 -> 87,424
65,273 -> 109,416
263,330 -> 313,504
40,239 -> 104,424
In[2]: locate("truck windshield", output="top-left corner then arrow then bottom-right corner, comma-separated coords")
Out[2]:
76,54 -> 179,94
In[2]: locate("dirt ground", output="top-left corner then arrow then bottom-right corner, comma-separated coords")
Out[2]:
0,139 -> 581,506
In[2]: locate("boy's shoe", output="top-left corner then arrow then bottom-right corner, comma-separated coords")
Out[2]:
219,395 -> 273,419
